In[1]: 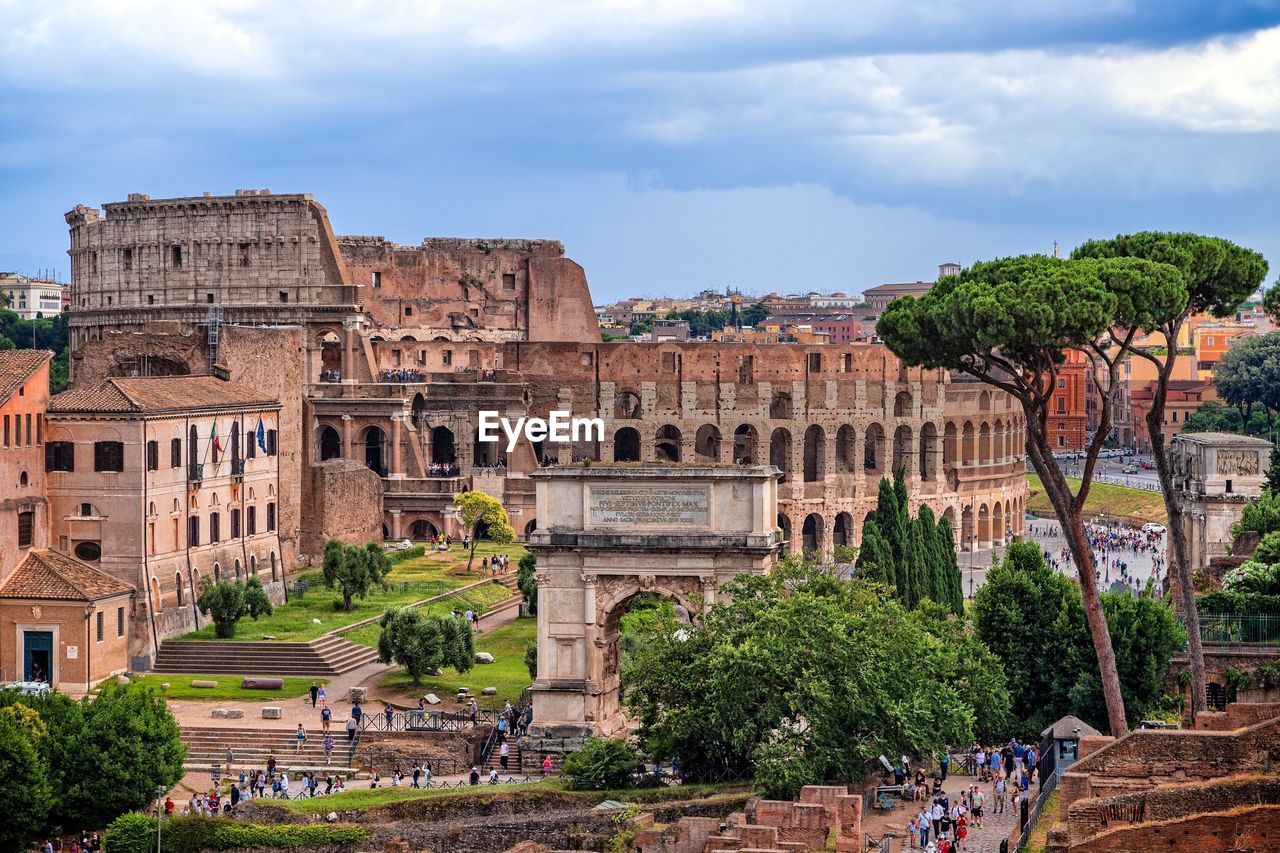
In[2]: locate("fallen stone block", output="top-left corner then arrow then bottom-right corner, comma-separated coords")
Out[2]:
424,693 -> 441,705
262,706 -> 283,719
211,708 -> 244,719
475,652 -> 495,664
191,679 -> 218,689
482,686 -> 497,695
348,686 -> 368,703
241,677 -> 284,690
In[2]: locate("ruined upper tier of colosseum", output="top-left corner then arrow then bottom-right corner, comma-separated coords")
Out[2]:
66,189 -> 1027,573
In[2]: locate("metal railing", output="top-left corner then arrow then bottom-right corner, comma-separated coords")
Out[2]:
1012,766 -> 1063,853
1200,613 -> 1280,647
358,708 -> 500,733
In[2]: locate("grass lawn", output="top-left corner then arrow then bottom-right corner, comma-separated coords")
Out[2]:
127,673 -> 326,701
260,778 -> 742,814
1027,474 -> 1167,526
178,541 -> 523,642
1023,789 -> 1059,853
341,581 -> 513,649
376,616 -> 536,706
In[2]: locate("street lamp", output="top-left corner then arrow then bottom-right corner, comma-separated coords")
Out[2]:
155,784 -> 166,853
968,531 -> 976,599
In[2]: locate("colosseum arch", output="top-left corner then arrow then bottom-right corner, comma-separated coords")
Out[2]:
770,428 -> 792,481
993,418 -> 1004,461
802,513 -> 825,554
614,391 -> 641,420
919,422 -> 938,480
864,423 -> 885,473
694,424 -> 721,461
655,425 -> 681,462
431,426 -> 455,464
943,422 -> 957,465
993,502 -> 1004,545
734,424 -> 758,464
979,389 -> 992,411
977,503 -> 991,547
962,421 -> 976,464
835,425 -> 856,472
317,425 -> 341,461
777,513 -> 793,552
770,391 -> 793,420
362,425 -> 387,476
961,505 -> 974,549
894,391 -> 913,418
803,425 -> 826,482
613,427 -> 641,462
833,512 -> 853,548
978,422 -> 992,464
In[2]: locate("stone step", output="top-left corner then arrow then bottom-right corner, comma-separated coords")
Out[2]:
154,634 -> 382,676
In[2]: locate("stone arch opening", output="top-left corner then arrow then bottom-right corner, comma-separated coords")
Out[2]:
993,502 -> 1004,545
977,504 -> 991,547
363,426 -> 387,476
614,391 -> 642,420
892,424 -> 913,473
943,422 -> 957,465
833,512 -> 853,549
978,389 -> 991,411
770,392 -> 792,420
864,423 -> 885,473
919,422 -> 938,480
318,331 -> 342,375
979,421 -> 992,464
613,427 -> 641,462
431,426 -> 456,464
524,518 -> 537,539
655,425 -> 682,462
410,519 -> 439,540
473,426 -> 499,466
733,424 -> 758,464
411,393 -> 427,425
803,425 -> 826,482
835,425 -> 856,472
962,421 -> 975,464
802,513 -> 825,554
894,391 -> 913,418
318,425 -> 341,461
962,505 -> 974,550
769,428 -> 792,482
777,513 -> 792,552
694,424 -> 721,461
993,418 -> 1004,462
942,506 -> 957,529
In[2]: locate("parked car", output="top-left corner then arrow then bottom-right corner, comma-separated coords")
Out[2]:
1140,460 -> 1155,470
1122,464 -> 1139,474
1141,522 -> 1167,535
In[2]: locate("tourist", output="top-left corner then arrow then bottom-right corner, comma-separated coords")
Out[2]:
468,697 -> 478,725
351,700 -> 363,724
930,799 -> 943,838
993,776 -> 1006,814
321,704 -> 332,732
369,765 -> 381,788
346,715 -> 358,744
225,747 -> 234,775
324,776 -> 334,795
309,681 -> 319,708
317,683 -> 327,708
412,765 -> 421,788
384,704 -> 395,730
295,723 -> 307,753
334,776 -> 346,793
955,814 -> 968,850
280,771 -> 290,800
970,785 -> 984,829
542,755 -> 554,777
469,766 -> 480,785
256,770 -> 267,798
913,769 -> 927,801
392,766 -> 402,787
489,767 -> 499,784
229,783 -> 240,809
323,735 -> 334,765
915,806 -> 930,848
499,740 -> 510,771
938,751 -> 949,782
164,797 -> 174,816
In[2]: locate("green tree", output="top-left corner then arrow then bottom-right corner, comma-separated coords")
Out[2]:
376,607 -> 474,685
1213,332 -> 1280,433
320,541 -> 383,611
453,491 -> 515,572
1268,445 -> 1280,495
561,737 -> 642,790
364,542 -> 391,584
880,252 -> 1190,735
741,302 -> 769,327
195,576 -> 273,638
624,570 -> 986,797
1182,401 -> 1246,435
855,519 -> 894,586
516,552 -> 538,613
525,640 -> 538,679
0,707 -> 52,852
1075,233 -> 1268,720
59,682 -> 185,830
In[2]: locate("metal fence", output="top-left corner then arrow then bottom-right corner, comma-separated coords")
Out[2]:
1200,613 -> 1280,646
1011,766 -> 1063,853
358,708 -> 500,733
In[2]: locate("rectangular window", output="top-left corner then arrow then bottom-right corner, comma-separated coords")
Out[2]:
267,429 -> 278,456
1172,411 -> 1179,423
1057,435 -> 1064,447
239,243 -> 251,266
45,441 -> 74,472
279,291 -> 288,303
231,508 -> 241,539
404,306 -> 413,317
1057,378 -> 1065,388
2,414 -> 8,446
122,248 -> 133,271
96,611 -> 104,643
117,606 -> 125,637
14,413 -> 21,446
1056,398 -> 1066,413
172,245 -> 183,267
502,273 -> 516,289
247,506 -> 257,536
171,438 -> 182,468
206,292 -> 215,304
246,431 -> 256,459
209,512 -> 221,543
146,440 -> 159,471
266,502 -> 276,532
841,353 -> 852,372
371,271 -> 382,288
24,414 -> 32,446
35,414 -> 42,446
187,516 -> 200,547
17,510 -> 33,548
808,353 -> 821,372
442,350 -> 452,366
94,441 -> 124,472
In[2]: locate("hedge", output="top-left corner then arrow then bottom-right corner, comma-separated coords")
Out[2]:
387,545 -> 426,564
1198,591 -> 1280,615
105,813 -> 368,852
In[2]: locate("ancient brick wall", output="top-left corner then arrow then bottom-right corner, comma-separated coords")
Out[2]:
301,459 -> 383,557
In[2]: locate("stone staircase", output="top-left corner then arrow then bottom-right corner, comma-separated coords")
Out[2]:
153,633 -> 381,677
180,724 -> 363,777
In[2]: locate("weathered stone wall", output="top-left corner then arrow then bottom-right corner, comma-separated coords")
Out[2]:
301,458 -> 384,558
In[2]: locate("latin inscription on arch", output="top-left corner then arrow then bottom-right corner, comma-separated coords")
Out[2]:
587,486 -> 709,528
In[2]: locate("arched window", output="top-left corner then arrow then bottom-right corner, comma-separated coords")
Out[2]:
19,471 -> 28,487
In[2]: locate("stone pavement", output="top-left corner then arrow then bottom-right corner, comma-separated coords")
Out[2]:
862,773 -> 1025,853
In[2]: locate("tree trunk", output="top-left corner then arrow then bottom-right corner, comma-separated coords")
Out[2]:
1146,404 -> 1207,719
1026,434 -> 1130,737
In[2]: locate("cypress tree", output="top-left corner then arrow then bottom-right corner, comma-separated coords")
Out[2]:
855,520 -> 890,586
935,516 -> 964,613
876,477 -> 907,566
915,504 -> 942,604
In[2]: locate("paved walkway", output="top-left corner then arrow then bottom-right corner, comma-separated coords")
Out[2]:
863,774 -> 1025,852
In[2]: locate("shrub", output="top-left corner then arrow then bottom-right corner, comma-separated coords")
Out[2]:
517,553 -> 538,612
104,812 -> 156,853
388,545 -> 426,564
196,576 -> 273,638
525,639 -> 537,679
376,607 -> 473,684
561,737 -> 641,790
105,814 -> 369,852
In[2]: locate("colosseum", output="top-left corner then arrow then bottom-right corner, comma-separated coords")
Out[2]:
64,189 -> 1027,587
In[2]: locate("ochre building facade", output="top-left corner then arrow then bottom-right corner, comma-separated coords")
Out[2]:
63,191 -> 1027,573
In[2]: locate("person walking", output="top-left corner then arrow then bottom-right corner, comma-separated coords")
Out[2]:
323,735 -> 334,766
321,704 -> 332,733
542,754 -> 553,777
309,681 -> 319,708
499,740 -> 510,772
295,724 -> 307,753
345,715 -> 357,745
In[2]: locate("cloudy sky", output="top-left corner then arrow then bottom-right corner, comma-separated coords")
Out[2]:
2,0 -> 1280,301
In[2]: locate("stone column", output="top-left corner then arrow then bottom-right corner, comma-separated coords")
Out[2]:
390,510 -> 403,539
342,326 -> 355,383
341,413 -> 353,460
582,573 -> 597,625
389,415 -> 402,477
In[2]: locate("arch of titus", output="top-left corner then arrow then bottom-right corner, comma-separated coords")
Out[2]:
523,464 -> 782,747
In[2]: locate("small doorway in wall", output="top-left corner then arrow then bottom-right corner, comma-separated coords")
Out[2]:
23,630 -> 53,683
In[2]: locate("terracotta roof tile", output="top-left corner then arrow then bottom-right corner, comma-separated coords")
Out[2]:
0,349 -> 52,405
49,375 -> 278,415
0,550 -> 134,601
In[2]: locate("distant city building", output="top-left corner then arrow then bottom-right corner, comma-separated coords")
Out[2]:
1,272 -> 65,320
650,319 -> 690,342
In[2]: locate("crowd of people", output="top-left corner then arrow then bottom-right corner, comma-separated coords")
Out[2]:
426,462 -> 462,477
378,368 -> 426,383
318,369 -> 342,382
